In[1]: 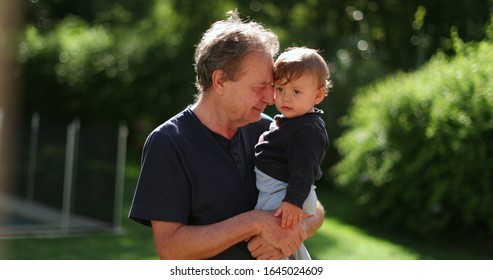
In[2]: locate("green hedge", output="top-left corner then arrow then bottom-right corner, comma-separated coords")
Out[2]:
332,30 -> 493,237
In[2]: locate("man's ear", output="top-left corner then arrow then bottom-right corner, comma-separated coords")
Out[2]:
212,69 -> 225,95
314,87 -> 326,104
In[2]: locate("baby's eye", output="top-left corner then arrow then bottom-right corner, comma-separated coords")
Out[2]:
293,89 -> 301,94
276,87 -> 284,93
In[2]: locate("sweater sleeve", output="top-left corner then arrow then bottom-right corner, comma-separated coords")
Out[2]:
283,125 -> 327,208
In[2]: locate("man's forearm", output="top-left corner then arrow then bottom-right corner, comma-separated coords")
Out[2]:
152,209 -> 291,259
152,211 -> 263,259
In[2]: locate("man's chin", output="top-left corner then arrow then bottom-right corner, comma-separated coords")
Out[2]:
248,114 -> 262,124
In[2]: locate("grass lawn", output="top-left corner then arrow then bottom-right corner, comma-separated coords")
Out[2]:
306,189 -> 493,260
2,161 -> 492,260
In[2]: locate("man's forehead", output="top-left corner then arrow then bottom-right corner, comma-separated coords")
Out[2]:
236,52 -> 273,79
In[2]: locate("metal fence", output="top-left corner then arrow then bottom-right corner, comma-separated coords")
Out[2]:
0,111 -> 128,238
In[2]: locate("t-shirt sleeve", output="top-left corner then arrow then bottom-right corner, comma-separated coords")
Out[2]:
129,129 -> 191,226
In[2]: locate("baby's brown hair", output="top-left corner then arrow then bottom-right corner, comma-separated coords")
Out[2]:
274,47 -> 332,93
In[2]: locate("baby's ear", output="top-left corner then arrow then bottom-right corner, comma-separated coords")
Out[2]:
314,87 -> 326,104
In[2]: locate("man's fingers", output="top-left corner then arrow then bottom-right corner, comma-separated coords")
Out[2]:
248,236 -> 283,260
247,236 -> 262,256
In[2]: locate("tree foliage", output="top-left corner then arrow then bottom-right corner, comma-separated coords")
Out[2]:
332,24 -> 493,236
18,0 -> 491,128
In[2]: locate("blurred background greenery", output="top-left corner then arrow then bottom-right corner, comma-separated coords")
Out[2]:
16,0 -> 491,138
1,0 -> 492,259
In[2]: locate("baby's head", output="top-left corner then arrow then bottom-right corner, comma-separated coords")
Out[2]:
274,47 -> 332,93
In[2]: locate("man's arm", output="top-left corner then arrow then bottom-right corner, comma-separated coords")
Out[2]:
151,209 -> 305,259
248,200 -> 325,260
304,200 -> 326,237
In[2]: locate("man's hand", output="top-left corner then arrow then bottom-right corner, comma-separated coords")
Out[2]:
249,201 -> 325,259
252,212 -> 307,258
247,236 -> 283,260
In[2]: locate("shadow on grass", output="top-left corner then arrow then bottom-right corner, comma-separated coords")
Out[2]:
315,186 -> 493,260
2,212 -> 158,260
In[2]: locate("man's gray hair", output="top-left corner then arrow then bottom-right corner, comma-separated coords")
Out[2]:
194,10 -> 279,94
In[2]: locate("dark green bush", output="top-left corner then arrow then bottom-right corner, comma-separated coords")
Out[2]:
332,30 -> 493,237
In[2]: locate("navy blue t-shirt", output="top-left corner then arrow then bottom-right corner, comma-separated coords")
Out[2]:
129,107 -> 271,259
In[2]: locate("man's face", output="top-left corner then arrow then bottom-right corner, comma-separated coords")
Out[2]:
221,52 -> 275,127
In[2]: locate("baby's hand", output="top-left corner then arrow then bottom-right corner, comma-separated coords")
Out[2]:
274,202 -> 303,228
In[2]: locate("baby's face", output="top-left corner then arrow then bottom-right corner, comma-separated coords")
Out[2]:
273,74 -> 325,118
